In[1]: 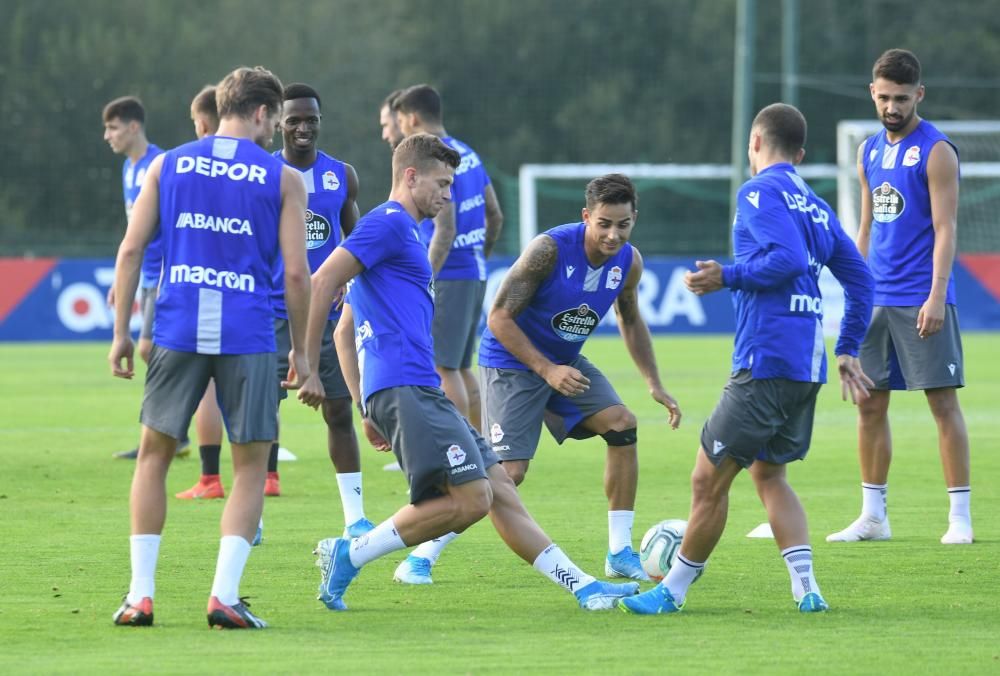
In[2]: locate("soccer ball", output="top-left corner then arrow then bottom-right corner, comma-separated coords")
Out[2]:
639,519 -> 687,581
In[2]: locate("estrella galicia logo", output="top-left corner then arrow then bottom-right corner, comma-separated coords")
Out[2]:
551,303 -> 600,342
871,182 -> 905,223
305,209 -> 332,250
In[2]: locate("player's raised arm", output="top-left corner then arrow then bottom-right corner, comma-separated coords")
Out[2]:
488,235 -> 589,396
109,154 -> 164,378
615,248 -> 681,429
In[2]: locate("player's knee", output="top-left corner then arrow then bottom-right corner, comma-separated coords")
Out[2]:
599,407 -> 637,447
858,392 -> 889,419
502,462 -> 528,486
690,463 -> 724,503
454,481 -> 493,526
926,388 -> 961,421
322,398 -> 353,432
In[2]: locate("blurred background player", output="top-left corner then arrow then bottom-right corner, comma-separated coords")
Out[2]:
300,133 -> 638,612
388,84 -> 504,580
108,66 -> 311,629
620,103 -> 874,615
379,89 -> 404,150
103,96 -> 187,460
175,84 -> 229,501
827,49 -> 972,545
270,82 -> 374,537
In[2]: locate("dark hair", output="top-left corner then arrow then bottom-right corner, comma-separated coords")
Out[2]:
283,82 -> 321,110
873,49 -> 921,85
394,84 -> 443,124
191,85 -> 218,124
382,88 -> 403,110
216,66 -> 283,119
751,103 -> 807,158
585,173 -> 638,211
392,133 -> 460,182
103,96 -> 145,124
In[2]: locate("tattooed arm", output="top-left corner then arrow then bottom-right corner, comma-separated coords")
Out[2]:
487,235 -> 590,396
615,249 -> 681,428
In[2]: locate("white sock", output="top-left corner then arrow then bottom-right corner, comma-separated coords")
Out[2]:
662,553 -> 705,605
781,545 -> 820,602
608,510 -> 635,554
209,535 -> 252,606
531,543 -> 596,595
349,519 -> 406,568
861,482 -> 887,520
336,472 -> 365,525
127,534 -> 161,604
947,486 -> 971,524
411,532 -> 458,564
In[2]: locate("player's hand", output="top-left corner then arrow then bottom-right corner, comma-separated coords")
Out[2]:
108,335 -> 135,379
542,364 -> 590,397
684,260 -> 724,296
651,387 -> 682,429
332,285 -> 347,312
917,296 -> 945,339
297,371 -> 325,409
363,418 -> 391,452
837,354 -> 874,405
106,286 -> 116,308
282,348 -> 311,391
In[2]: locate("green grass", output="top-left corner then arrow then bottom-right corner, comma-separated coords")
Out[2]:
0,336 -> 998,675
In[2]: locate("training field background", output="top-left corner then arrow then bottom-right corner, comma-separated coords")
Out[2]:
0,336 -> 997,674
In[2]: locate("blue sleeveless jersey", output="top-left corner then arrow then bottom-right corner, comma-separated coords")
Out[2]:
862,120 -> 958,306
721,163 -> 874,383
153,136 -> 285,354
341,201 -> 440,402
122,143 -> 165,287
418,136 -> 492,281
479,222 -> 633,369
271,150 -> 347,321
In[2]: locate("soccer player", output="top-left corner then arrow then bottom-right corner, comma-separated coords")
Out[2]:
175,84 -> 229,501
102,97 -> 187,460
266,82 -> 374,536
619,103 -> 875,615
827,49 -> 973,546
398,174 -> 683,585
387,84 -> 504,581
379,89 -> 404,149
108,66 -> 311,629
299,133 -> 638,612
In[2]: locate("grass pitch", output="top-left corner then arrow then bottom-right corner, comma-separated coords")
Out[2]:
0,335 -> 997,674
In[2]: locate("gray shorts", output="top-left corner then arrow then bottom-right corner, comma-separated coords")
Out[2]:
699,369 -> 821,469
860,305 -> 964,391
366,385 -> 498,504
141,345 -> 278,444
139,287 -> 157,340
274,317 -> 349,401
432,279 -> 486,369
480,355 -> 624,462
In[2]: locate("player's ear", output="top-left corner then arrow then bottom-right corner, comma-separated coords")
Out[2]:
581,207 -> 590,224
794,147 -> 806,165
916,84 -> 925,104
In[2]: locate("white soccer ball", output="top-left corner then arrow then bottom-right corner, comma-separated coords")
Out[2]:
639,519 -> 687,581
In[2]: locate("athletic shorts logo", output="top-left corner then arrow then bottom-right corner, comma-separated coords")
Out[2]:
712,440 -> 726,455
322,170 -> 340,191
305,209 -> 332,250
872,182 -> 905,223
490,423 -> 504,444
551,303 -> 600,342
447,444 -> 467,467
948,363 -> 956,376
902,145 -> 921,167
606,266 -> 622,290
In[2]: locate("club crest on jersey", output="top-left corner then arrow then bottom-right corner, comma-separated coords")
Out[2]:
902,145 -> 921,167
447,444 -> 467,467
551,303 -> 599,342
322,170 -> 340,191
606,265 -> 623,290
872,181 -> 905,223
490,423 -> 504,444
305,209 -> 332,250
